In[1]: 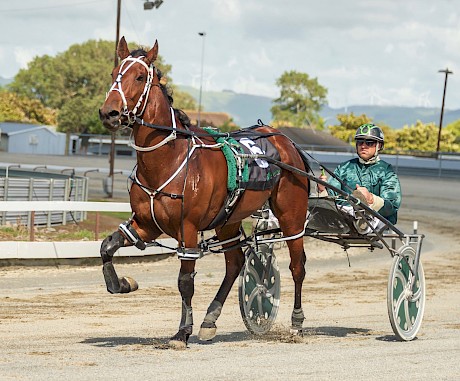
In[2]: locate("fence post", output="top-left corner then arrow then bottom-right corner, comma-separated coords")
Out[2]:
438,155 -> 442,177
29,211 -> 35,241
95,212 -> 100,241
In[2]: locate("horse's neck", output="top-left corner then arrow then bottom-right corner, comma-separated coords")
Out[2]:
134,103 -> 189,185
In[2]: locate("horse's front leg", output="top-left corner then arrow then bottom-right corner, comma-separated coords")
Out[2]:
198,223 -> 245,341
100,219 -> 148,294
169,259 -> 197,350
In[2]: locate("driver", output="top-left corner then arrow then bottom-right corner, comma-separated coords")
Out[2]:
317,123 -> 401,229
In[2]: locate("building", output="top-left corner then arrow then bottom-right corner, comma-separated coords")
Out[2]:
275,126 -> 352,151
184,110 -> 235,128
0,122 -> 69,155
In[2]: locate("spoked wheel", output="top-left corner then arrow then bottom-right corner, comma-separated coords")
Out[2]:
387,244 -> 425,341
238,243 -> 281,335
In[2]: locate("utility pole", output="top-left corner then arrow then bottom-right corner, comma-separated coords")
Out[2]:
108,0 -> 121,198
197,32 -> 206,128
436,68 -> 453,157
108,0 -> 164,198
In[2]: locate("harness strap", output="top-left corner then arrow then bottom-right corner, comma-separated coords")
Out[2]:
128,140 -> 197,243
129,107 -> 177,152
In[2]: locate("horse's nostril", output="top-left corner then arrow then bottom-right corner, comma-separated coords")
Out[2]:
109,110 -> 119,118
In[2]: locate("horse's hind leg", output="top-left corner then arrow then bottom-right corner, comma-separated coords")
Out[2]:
286,236 -> 307,334
198,223 -> 245,341
100,230 -> 138,294
272,178 -> 309,335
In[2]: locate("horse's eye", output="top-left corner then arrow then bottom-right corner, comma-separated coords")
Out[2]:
136,75 -> 145,82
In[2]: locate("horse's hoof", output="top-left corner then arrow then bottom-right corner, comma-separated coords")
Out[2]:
290,327 -> 304,336
169,329 -> 190,350
121,276 -> 139,292
168,339 -> 187,350
198,326 -> 217,341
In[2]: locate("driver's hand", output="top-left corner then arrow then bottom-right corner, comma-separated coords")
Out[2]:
317,174 -> 328,192
355,184 -> 374,204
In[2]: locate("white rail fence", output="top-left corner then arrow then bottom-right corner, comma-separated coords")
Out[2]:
0,201 -> 176,260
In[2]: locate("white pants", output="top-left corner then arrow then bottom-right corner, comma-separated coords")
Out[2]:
338,205 -> 386,234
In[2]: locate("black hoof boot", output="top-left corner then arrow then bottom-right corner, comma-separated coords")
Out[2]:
102,262 -> 138,294
169,328 -> 191,350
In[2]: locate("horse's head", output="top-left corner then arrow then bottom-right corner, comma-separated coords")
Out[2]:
99,37 -> 159,131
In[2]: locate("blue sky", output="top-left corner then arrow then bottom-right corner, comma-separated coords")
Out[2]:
0,0 -> 458,109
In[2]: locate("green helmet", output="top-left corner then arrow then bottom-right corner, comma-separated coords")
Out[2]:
355,123 -> 384,147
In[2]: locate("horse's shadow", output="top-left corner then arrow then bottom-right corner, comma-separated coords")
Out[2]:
80,331 -> 251,349
81,326 -> 399,349
302,326 -> 372,337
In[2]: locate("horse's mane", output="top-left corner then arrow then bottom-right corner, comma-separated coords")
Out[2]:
131,48 -> 191,128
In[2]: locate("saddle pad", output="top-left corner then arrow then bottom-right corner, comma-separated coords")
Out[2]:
236,136 -> 281,190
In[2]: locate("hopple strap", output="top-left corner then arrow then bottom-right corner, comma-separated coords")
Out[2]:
118,220 -> 146,250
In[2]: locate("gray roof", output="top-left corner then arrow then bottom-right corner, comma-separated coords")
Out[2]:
276,127 -> 350,148
0,122 -> 57,136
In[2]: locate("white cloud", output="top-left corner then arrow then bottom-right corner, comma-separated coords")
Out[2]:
248,48 -> 272,69
211,0 -> 241,22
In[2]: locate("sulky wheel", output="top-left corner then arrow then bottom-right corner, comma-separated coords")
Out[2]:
387,244 -> 426,341
238,243 -> 281,335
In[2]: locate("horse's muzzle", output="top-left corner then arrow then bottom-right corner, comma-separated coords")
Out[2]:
99,107 -> 121,131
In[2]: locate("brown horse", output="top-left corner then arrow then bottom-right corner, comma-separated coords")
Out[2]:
98,37 -> 310,349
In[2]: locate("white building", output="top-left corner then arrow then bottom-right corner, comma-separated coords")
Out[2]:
0,122 -> 70,155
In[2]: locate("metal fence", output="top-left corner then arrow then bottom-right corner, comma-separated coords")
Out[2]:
0,168 -> 88,227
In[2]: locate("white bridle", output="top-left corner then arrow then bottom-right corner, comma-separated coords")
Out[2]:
106,54 -> 177,152
106,55 -> 154,126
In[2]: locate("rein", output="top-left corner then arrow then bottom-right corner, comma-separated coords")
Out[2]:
134,116 -> 284,139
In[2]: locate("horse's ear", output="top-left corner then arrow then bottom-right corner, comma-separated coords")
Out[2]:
117,37 -> 130,60
146,40 -> 158,65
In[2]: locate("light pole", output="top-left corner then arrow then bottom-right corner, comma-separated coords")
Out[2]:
436,67 -> 453,157
197,32 -> 206,128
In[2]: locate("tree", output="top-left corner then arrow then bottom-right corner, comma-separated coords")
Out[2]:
0,90 -> 56,125
445,119 -> 460,144
170,85 -> 197,110
328,112 -> 396,151
329,113 -> 373,143
271,70 -> 327,129
395,121 -> 459,153
57,95 -> 105,134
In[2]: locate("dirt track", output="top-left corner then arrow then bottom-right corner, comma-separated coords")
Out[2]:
0,176 -> 459,380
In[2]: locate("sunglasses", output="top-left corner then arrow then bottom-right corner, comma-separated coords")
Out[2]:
356,139 -> 377,147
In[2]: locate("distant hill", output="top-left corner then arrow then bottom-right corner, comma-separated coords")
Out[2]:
320,105 -> 460,129
178,86 -> 273,127
178,85 -> 460,129
0,76 -> 12,87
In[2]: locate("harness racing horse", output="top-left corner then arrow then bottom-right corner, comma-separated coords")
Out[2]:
98,37 -> 310,349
